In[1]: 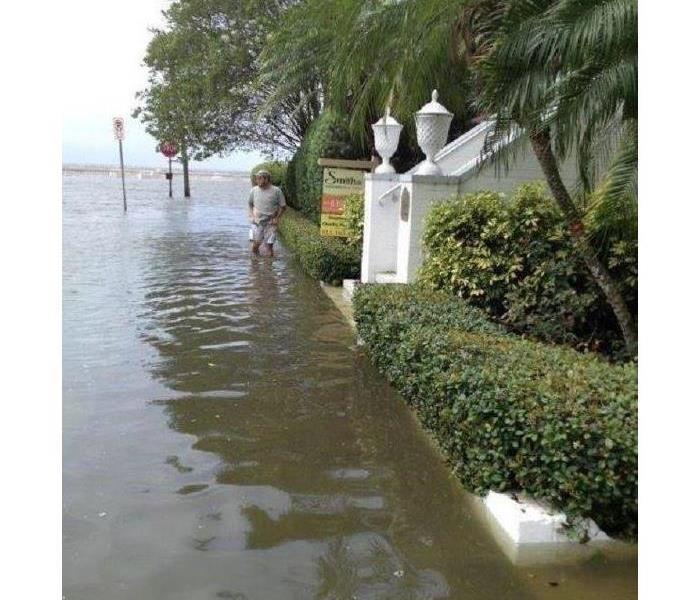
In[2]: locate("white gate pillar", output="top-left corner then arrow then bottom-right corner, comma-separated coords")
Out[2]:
361,173 -> 401,283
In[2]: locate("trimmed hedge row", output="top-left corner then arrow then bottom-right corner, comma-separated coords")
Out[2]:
278,207 -> 361,284
353,283 -> 638,540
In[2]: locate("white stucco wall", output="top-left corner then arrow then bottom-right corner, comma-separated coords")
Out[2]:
458,148 -> 579,197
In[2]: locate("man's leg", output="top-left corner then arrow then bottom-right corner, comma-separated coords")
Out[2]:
264,223 -> 277,257
251,222 -> 263,255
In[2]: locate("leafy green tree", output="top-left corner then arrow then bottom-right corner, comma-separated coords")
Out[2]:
134,0 -> 317,194
133,27 -> 202,196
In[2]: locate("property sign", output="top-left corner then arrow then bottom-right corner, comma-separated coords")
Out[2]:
320,167 -> 364,237
112,117 -> 125,141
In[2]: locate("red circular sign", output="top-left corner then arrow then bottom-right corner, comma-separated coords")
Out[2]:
160,142 -> 178,158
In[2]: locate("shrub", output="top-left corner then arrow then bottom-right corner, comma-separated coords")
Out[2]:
250,160 -> 287,188
343,193 -> 364,248
278,207 -> 361,285
420,190 -> 515,315
290,111 -> 367,223
353,284 -> 638,540
419,183 -> 638,357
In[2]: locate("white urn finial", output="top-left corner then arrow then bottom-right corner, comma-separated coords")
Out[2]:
414,89 -> 454,175
372,106 -> 403,174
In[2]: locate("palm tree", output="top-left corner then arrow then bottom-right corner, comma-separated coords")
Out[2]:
258,0 -> 476,143
474,0 -> 638,353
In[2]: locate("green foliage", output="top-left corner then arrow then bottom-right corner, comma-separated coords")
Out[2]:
421,190 -> 515,315
250,161 -> 287,188
419,183 -> 637,356
135,0 -> 313,157
260,0 -> 477,140
281,154 -> 297,211
477,0 -> 637,198
290,111 -> 367,223
343,193 -> 364,248
278,207 -> 361,285
353,284 -> 638,540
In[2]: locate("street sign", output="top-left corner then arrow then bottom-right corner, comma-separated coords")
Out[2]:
112,117 -> 125,141
159,142 -> 178,198
160,142 -> 177,158
113,117 -> 127,210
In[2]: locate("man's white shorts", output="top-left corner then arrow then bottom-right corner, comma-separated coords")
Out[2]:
250,221 -> 277,245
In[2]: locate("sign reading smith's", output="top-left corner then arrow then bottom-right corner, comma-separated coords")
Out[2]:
320,167 -> 364,237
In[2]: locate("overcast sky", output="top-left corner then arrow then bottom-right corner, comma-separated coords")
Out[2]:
62,0 -> 266,171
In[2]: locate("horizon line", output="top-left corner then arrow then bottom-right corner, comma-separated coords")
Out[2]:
62,161 -> 254,174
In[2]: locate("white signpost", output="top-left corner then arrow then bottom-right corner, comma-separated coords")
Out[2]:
113,117 -> 127,211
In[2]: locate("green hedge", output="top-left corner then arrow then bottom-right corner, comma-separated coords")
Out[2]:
250,160 -> 287,188
287,111 -> 367,222
343,192 -> 364,248
353,284 -> 638,540
278,207 -> 361,284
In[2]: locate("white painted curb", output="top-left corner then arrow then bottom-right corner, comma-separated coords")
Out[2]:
342,278 -> 360,301
483,491 -> 609,545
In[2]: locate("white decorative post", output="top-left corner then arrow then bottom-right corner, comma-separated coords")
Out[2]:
414,90 -> 454,175
371,107 -> 403,174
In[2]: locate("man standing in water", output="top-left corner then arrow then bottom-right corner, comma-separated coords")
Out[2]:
248,169 -> 286,257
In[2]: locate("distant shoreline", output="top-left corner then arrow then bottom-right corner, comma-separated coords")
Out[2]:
63,163 -> 250,180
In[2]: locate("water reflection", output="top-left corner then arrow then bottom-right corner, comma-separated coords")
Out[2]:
138,221 -> 532,598
315,535 -> 449,599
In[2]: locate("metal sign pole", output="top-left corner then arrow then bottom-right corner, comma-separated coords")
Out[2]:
160,142 -> 177,198
113,116 -> 127,211
119,139 -> 127,211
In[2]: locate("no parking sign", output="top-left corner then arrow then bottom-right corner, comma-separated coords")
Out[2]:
112,117 -> 125,141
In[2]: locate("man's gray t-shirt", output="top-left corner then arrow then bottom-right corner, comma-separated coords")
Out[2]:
248,185 -> 286,220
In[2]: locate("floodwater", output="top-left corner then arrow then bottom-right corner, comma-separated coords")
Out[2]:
63,173 -> 636,599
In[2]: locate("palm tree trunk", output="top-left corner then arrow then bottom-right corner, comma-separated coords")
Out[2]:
529,129 -> 637,356
181,145 -> 191,198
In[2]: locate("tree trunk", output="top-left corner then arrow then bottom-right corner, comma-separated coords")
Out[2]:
181,144 -> 191,198
529,129 -> 638,356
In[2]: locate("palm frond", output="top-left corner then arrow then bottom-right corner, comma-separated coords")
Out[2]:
584,120 -> 637,243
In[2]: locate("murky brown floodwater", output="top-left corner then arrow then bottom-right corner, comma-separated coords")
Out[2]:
63,173 -> 636,599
